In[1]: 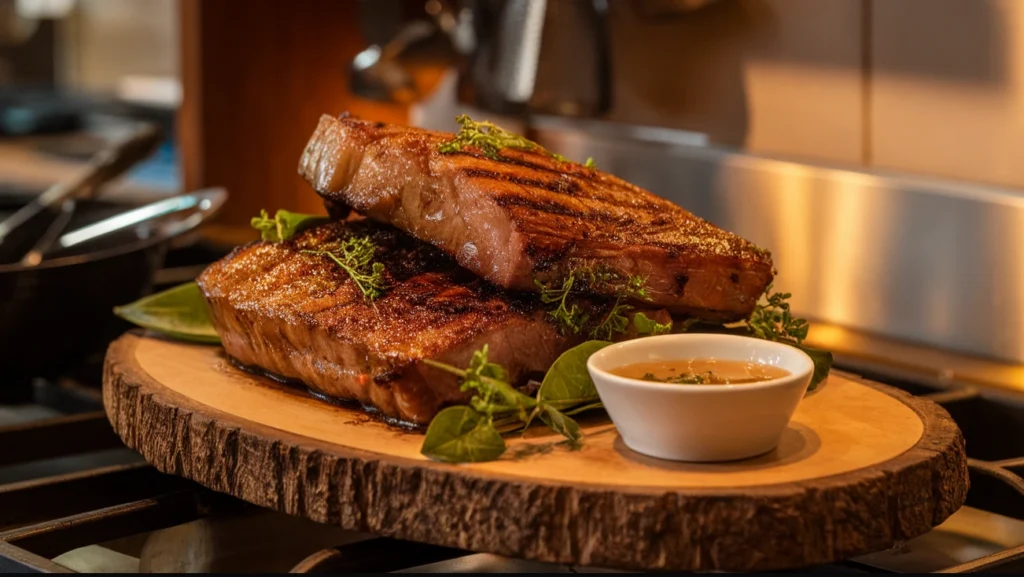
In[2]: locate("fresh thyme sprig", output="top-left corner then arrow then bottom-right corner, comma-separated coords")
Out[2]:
303,236 -> 388,300
702,285 -> 830,390
424,346 -> 534,422
421,342 -> 607,463
590,300 -> 632,341
437,115 -> 595,167
535,275 -> 590,335
438,115 -> 538,159
251,209 -> 329,242
734,285 -> 809,344
536,267 -> 650,339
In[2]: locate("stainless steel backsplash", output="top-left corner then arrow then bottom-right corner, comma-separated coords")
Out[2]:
532,116 -> 1024,364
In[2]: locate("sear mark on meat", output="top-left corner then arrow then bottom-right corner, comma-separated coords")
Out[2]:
298,114 -> 774,321
197,220 -> 576,425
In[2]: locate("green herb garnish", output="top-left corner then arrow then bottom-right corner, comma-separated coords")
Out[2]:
641,371 -> 715,385
792,343 -> 833,391
590,299 -> 633,341
420,342 -> 610,463
536,266 -> 650,340
536,340 -> 609,408
535,274 -> 590,335
251,209 -> 329,242
693,286 -> 832,391
438,115 -> 591,166
114,282 -> 221,344
743,285 -> 809,344
588,271 -> 648,340
633,312 -> 672,336
303,235 -> 388,300
419,406 -> 507,464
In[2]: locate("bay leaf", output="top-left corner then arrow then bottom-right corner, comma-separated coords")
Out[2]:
538,404 -> 583,444
633,312 -> 671,336
792,342 -> 833,393
537,340 -> 611,405
420,406 -> 506,463
114,282 -> 221,344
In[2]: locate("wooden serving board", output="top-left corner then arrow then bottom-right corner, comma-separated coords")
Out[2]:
103,331 -> 969,572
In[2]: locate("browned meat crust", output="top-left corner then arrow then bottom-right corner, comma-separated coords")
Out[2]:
197,220 -> 573,425
299,114 -> 774,321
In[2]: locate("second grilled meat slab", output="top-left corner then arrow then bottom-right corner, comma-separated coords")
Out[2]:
197,219 -> 571,425
299,114 -> 774,321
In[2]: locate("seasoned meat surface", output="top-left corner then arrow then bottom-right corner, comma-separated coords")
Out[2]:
299,114 -> 774,320
197,220 -> 572,425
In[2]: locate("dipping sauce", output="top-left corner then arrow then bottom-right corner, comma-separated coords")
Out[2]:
611,359 -> 790,385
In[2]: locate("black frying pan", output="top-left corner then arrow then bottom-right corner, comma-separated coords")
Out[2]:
0,189 -> 226,391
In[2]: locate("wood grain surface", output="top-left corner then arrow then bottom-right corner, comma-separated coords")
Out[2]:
103,331 -> 969,572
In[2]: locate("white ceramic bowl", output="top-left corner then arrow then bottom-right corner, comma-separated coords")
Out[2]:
587,334 -> 814,462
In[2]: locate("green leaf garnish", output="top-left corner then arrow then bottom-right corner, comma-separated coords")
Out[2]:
537,340 -> 610,407
251,209 -> 329,242
114,282 -> 221,344
421,406 -> 506,463
302,235 -> 388,300
633,312 -> 672,336
538,405 -> 583,445
437,115 -> 592,166
421,343 -> 604,463
743,285 -> 810,343
791,343 -> 833,393
588,272 -> 647,340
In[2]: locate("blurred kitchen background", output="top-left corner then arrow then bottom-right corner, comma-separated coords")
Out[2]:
8,2 -> 1024,573
3,0 -> 1024,384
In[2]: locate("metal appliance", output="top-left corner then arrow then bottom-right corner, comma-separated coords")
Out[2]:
528,116 -> 1024,369
350,0 -> 611,117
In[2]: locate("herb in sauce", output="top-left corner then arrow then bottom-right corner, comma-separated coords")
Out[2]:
641,371 -> 716,385
616,360 -> 790,385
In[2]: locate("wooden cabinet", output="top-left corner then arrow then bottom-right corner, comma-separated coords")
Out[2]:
177,0 -> 410,229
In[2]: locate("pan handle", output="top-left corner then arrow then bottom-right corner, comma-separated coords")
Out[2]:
54,188 -> 227,253
153,188 -> 228,241
0,123 -> 162,244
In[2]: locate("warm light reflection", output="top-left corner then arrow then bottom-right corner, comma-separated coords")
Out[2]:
770,163 -> 812,310
805,322 -> 1024,396
819,175 -> 867,323
1008,211 -> 1024,361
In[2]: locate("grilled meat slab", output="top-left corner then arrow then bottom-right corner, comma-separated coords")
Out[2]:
299,114 -> 775,320
197,219 -> 572,425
